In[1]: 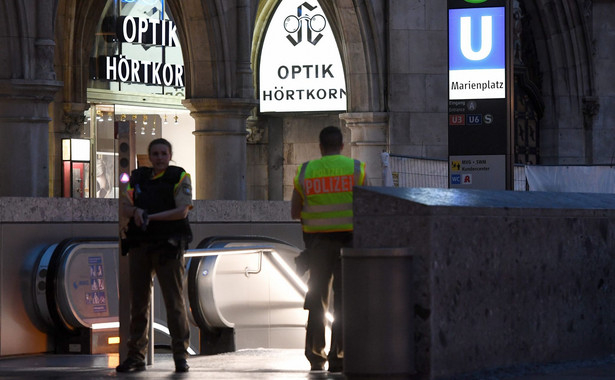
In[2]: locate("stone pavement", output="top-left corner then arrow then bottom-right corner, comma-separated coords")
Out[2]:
0,349 -> 342,380
0,349 -> 614,379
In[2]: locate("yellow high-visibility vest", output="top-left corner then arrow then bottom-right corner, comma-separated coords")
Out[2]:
294,155 -> 366,233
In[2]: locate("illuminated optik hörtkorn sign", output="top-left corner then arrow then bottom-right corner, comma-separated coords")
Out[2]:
96,15 -> 185,88
449,6 -> 505,100
259,0 -> 347,113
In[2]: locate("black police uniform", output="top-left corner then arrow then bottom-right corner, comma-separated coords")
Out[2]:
123,166 -> 192,365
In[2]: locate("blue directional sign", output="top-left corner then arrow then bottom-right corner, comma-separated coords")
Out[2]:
449,6 -> 506,99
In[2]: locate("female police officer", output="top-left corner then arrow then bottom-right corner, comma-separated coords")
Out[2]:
116,138 -> 192,373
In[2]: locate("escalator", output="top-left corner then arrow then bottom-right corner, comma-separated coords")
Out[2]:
187,236 -> 307,354
25,236 -> 307,355
28,238 -> 120,354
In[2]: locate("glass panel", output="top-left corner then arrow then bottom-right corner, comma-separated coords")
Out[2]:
91,103 -> 195,199
93,104 -> 117,198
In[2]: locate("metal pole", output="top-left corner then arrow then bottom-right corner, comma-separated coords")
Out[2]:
148,284 -> 154,365
117,120 -> 135,362
506,0 -> 515,190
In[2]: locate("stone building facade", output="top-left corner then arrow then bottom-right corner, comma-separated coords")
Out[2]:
0,0 -> 613,200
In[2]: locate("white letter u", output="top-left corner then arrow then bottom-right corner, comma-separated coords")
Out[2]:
460,16 -> 492,61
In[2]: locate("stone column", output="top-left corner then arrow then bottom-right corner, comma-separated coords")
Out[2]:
237,0 -> 255,99
0,1 -> 61,196
183,98 -> 257,200
339,112 -> 389,186
0,80 -> 62,196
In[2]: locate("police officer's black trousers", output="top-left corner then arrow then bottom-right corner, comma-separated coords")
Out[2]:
303,232 -> 351,370
127,242 -> 190,361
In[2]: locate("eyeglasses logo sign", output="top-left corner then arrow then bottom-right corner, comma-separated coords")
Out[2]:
284,2 -> 327,46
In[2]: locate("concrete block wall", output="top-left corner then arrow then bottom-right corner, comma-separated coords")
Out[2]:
352,187 -> 615,379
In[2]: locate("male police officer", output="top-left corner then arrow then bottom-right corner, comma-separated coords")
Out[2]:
291,126 -> 366,372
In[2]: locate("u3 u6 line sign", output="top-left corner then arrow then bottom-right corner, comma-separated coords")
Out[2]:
447,0 -> 513,190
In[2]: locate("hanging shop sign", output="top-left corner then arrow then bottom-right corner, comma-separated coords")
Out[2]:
95,15 -> 184,88
259,0 -> 347,113
447,0 -> 512,190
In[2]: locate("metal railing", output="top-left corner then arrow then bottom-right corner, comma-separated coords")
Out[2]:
386,154 -> 528,191
388,155 -> 448,188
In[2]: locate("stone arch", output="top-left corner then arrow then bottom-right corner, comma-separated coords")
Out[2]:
172,1 -> 257,199
521,0 -> 596,163
55,0 -> 256,102
55,0 -> 107,107
167,0 -> 220,98
326,0 -> 387,112
1,0 -> 58,81
169,0 -> 255,100
56,0 -> 222,104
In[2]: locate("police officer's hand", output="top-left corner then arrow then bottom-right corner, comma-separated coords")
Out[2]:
133,208 -> 148,228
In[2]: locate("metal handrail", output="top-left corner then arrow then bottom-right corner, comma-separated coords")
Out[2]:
184,246 -> 273,258
185,246 -> 273,277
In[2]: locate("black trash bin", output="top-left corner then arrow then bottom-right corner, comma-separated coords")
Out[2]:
342,247 -> 415,378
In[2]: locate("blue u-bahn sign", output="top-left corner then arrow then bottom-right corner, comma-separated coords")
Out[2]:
447,0 -> 512,190
449,6 -> 505,100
